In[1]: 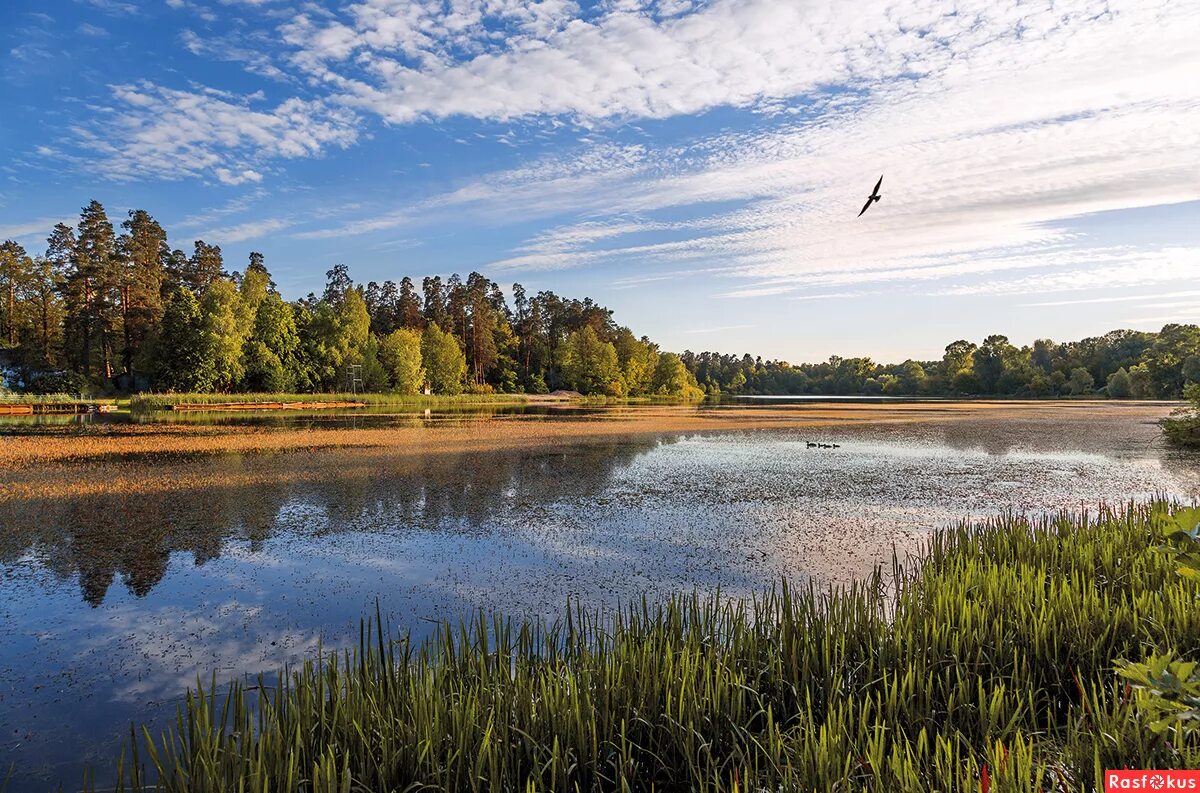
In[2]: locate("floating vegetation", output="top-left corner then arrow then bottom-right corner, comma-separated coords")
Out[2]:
94,501 -> 1200,792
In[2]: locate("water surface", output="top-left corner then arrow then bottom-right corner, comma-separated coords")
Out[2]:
0,404 -> 1196,789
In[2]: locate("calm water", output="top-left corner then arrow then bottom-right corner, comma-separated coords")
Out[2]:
1,405 -> 1197,790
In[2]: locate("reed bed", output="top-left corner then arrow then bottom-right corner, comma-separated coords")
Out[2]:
0,392 -> 94,403
96,502 -> 1200,792
127,392 -> 530,411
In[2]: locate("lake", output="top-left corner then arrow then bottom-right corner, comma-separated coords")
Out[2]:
0,400 -> 1196,790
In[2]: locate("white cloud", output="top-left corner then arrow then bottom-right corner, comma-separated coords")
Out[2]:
79,0 -> 139,15
198,216 -> 294,242
56,0 -> 1200,307
213,167 -> 264,185
294,0 -> 1199,298
1022,291 -> 1200,308
68,81 -> 359,184
176,189 -> 268,230
0,217 -> 73,243
179,29 -> 290,81
938,247 -> 1200,297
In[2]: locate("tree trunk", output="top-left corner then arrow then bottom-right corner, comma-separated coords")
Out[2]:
40,292 -> 49,366
82,277 -> 92,377
6,281 -> 14,346
122,281 -> 132,377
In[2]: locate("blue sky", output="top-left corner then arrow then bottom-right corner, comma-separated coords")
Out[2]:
1,0 -> 1197,363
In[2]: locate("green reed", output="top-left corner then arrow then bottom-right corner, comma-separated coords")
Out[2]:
96,501 -> 1200,792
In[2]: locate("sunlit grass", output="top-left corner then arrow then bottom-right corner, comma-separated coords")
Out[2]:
88,501 -> 1200,792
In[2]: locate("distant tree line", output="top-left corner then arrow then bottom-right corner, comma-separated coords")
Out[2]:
0,200 -> 704,398
684,327 -> 1200,399
2,201 -> 1197,401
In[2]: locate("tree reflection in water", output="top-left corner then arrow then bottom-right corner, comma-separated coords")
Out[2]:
0,437 -> 665,607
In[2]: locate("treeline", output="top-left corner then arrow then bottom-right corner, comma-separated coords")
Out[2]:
685,326 -> 1200,398
0,200 -> 704,398
4,201 -> 1197,401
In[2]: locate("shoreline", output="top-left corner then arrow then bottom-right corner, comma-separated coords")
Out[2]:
0,400 -> 1179,505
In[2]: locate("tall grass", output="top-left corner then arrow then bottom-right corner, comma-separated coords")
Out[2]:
0,392 -> 96,403
98,502 -> 1200,791
127,392 -> 531,411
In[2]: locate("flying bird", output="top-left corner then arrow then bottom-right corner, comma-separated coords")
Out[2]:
858,175 -> 883,217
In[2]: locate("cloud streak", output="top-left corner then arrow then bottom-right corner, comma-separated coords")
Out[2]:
48,0 -> 1200,307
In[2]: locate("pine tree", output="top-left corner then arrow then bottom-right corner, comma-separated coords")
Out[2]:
422,275 -> 447,328
0,240 -> 32,348
398,277 -> 423,329
446,273 -> 467,343
66,201 -> 120,380
183,240 -> 224,293
24,256 -> 64,368
118,209 -> 168,379
466,272 -> 498,385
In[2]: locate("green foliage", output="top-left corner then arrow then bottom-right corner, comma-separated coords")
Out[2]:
354,334 -> 390,392
243,292 -> 300,393
561,326 -> 622,395
200,279 -> 248,392
153,288 -> 215,392
21,369 -> 90,395
242,340 -> 292,393
1116,654 -> 1200,735
379,328 -> 424,395
117,209 -> 168,376
1106,366 -> 1132,398
1146,324 -> 1200,397
1117,509 -> 1200,737
97,502 -> 1200,791
421,321 -> 466,395
1067,366 -> 1094,395
127,391 -> 525,410
652,351 -> 704,400
1163,383 -> 1200,447
614,328 -> 658,396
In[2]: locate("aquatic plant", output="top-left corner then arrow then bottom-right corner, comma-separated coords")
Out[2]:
96,502 -> 1200,791
1116,508 -> 1200,738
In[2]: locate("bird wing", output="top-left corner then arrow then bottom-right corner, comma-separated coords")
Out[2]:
858,196 -> 874,217
872,174 -> 883,196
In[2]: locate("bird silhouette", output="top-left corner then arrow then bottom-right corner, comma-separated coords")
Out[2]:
858,174 -> 883,217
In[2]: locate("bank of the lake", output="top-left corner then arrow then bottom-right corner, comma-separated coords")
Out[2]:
125,391 -> 540,412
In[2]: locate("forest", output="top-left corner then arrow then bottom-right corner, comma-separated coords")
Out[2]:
0,200 -> 703,399
0,199 -> 1197,399
686,325 -> 1200,399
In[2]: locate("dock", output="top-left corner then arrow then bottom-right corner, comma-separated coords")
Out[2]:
0,402 -> 101,415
